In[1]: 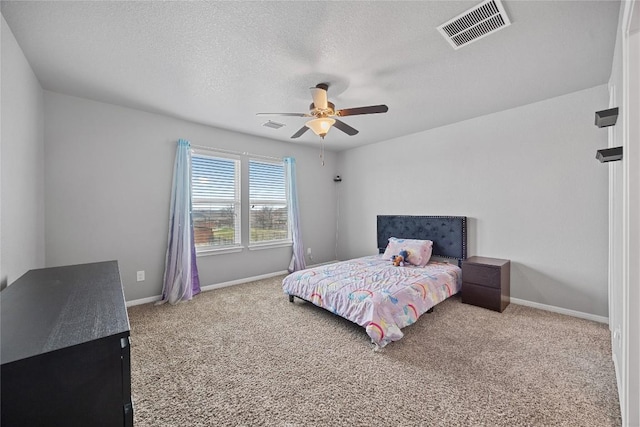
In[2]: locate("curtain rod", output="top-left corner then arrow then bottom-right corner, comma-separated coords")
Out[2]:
189,144 -> 283,162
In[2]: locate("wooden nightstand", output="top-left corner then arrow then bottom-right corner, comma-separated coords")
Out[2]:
462,256 -> 510,312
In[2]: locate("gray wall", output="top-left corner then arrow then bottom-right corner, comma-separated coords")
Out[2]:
43,91 -> 338,301
0,15 -> 45,286
337,85 -> 609,317
4,9 -> 611,318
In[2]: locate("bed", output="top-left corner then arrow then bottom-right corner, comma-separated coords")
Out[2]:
282,215 -> 467,348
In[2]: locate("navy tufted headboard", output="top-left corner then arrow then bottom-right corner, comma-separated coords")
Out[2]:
377,215 -> 467,261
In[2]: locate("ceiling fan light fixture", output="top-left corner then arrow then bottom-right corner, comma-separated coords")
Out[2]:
257,83 -> 388,139
306,117 -> 335,138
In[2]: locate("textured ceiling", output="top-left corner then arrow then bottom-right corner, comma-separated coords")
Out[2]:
1,1 -> 621,151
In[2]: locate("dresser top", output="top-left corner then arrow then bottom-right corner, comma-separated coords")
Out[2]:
464,256 -> 510,267
1,261 -> 130,365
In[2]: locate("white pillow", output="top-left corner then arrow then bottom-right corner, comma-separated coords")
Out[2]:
382,237 -> 433,267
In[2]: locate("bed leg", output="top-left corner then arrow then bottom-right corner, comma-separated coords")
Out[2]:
288,295 -> 294,303
427,307 -> 434,313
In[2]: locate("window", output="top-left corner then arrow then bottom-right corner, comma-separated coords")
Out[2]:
191,152 -> 241,251
190,151 -> 290,254
249,159 -> 290,246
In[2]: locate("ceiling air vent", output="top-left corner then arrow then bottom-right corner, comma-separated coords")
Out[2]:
437,0 -> 511,50
262,120 -> 285,130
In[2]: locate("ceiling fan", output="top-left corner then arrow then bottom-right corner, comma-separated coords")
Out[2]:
257,83 -> 389,139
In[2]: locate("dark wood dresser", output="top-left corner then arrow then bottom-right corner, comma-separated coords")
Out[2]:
1,261 -> 133,426
461,256 -> 510,312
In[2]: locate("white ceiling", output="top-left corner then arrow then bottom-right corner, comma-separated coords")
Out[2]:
1,1 -> 621,151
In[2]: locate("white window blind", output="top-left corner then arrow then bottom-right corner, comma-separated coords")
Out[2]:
191,152 -> 241,251
249,159 -> 290,245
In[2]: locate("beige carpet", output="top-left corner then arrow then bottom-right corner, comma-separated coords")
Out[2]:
127,275 -> 621,426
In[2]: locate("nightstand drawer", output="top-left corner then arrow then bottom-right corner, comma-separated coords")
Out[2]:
462,282 -> 502,311
462,263 -> 500,288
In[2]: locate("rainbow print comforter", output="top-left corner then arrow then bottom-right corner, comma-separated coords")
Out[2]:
282,255 -> 462,348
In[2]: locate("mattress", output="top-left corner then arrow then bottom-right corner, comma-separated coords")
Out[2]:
282,255 -> 462,347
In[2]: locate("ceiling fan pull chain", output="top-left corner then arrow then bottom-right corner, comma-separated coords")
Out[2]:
320,142 -> 325,166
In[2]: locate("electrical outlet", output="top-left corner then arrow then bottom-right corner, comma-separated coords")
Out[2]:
136,271 -> 145,282
307,247 -> 312,255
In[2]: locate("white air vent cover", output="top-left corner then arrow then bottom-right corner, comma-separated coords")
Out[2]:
262,120 -> 285,129
437,0 -> 511,49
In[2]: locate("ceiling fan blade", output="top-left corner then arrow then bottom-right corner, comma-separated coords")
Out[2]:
336,104 -> 389,117
291,126 -> 309,139
256,112 -> 310,117
310,85 -> 328,110
333,119 -> 359,136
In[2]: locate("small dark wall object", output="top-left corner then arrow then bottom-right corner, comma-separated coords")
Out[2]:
596,146 -> 623,163
595,107 -> 619,128
333,175 -> 342,182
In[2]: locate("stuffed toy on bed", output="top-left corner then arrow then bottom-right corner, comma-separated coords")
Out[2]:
391,250 -> 410,267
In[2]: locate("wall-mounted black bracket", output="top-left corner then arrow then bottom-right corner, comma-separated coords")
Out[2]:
595,107 -> 619,128
596,146 -> 623,163
594,107 -> 621,162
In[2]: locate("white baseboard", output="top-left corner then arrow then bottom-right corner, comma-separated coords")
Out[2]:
126,269 -> 289,307
126,261 -> 339,307
127,270 -> 610,327
306,260 -> 339,268
199,270 -> 288,292
198,261 -> 339,295
510,297 -> 609,324
126,295 -> 162,307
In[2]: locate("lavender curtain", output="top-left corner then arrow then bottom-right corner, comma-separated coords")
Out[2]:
284,157 -> 306,272
160,139 -> 201,304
